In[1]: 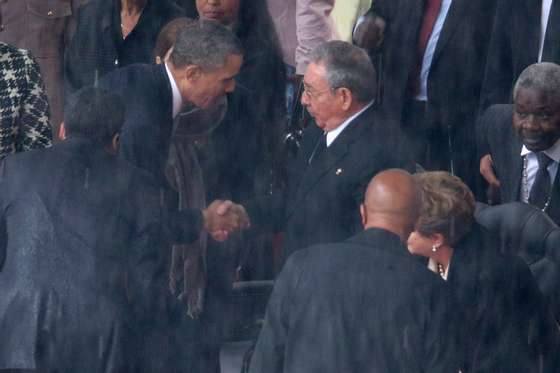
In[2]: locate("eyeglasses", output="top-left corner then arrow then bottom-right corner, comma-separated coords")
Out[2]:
302,85 -> 334,101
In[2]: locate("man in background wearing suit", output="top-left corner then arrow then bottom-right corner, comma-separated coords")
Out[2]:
479,62 -> 560,225
479,0 -> 560,191
241,40 -> 411,262
249,169 -> 455,373
480,0 -> 560,112
359,0 -> 497,191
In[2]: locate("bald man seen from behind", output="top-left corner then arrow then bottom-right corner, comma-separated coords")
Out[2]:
249,169 -> 458,373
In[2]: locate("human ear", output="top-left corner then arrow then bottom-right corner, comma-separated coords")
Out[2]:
360,203 -> 367,227
339,88 -> 353,111
111,133 -> 120,153
184,65 -> 202,81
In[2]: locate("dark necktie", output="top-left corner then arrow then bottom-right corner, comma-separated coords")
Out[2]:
542,0 -> 560,62
409,0 -> 443,96
529,152 -> 553,209
308,132 -> 327,164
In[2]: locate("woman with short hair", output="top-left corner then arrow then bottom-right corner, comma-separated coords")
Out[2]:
408,171 -> 559,373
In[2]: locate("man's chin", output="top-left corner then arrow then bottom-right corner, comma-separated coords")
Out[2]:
522,137 -> 548,152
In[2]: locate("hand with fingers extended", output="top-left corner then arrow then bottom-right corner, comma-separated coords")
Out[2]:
202,200 -> 250,241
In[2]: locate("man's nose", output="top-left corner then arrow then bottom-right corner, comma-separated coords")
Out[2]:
522,115 -> 540,130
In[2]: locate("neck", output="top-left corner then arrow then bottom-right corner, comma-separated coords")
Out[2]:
431,245 -> 453,270
121,0 -> 145,13
364,217 -> 410,242
331,102 -> 370,129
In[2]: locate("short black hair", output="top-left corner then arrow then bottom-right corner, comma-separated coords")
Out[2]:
64,87 -> 125,144
170,19 -> 243,71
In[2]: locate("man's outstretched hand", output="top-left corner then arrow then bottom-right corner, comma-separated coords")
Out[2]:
202,200 -> 250,241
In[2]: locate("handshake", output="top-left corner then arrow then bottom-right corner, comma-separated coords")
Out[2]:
202,200 -> 251,241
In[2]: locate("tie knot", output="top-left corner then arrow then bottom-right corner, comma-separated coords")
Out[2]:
536,152 -> 553,169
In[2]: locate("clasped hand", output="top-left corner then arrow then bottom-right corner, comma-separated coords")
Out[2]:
202,200 -> 250,241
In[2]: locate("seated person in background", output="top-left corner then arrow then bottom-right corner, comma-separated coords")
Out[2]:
240,40 -> 411,262
65,0 -> 185,94
249,169 -> 456,373
479,62 -> 560,225
0,42 -> 52,159
408,171 -> 560,372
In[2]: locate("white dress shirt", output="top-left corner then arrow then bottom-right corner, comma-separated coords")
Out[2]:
165,63 -> 183,119
539,0 -> 555,62
326,100 -> 374,147
520,138 -> 560,202
414,0 -> 453,101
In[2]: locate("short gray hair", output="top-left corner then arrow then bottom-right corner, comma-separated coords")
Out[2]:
513,62 -> 560,105
170,20 -> 243,71
309,41 -> 376,103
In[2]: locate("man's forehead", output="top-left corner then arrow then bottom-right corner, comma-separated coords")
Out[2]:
304,62 -> 328,87
515,86 -> 558,106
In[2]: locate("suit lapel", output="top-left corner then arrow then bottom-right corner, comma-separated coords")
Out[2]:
286,108 -> 373,217
545,161 -> 560,222
431,0 -> 472,65
509,134 -> 523,202
153,65 -> 174,144
523,0 -> 543,62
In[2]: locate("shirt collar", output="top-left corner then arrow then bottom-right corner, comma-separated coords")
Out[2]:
165,63 -> 183,119
326,100 -> 374,147
520,137 -> 560,163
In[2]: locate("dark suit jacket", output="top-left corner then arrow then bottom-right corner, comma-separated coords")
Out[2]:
480,0 -> 560,111
65,0 -> 183,95
249,228 -> 457,373
245,106 -> 412,260
446,224 -> 560,372
0,137 -> 199,371
481,104 -> 560,225
368,0 -> 496,128
98,63 -> 174,183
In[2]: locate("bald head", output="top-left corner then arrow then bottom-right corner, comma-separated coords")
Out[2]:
360,169 -> 419,241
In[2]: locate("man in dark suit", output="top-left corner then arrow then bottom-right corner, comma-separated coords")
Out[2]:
241,41 -> 411,261
97,20 -> 243,186
480,0 -> 560,112
480,62 -> 560,225
358,0 -> 497,190
0,87 -> 240,373
249,169 -> 456,373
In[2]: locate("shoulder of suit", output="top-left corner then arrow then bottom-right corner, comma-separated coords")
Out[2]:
483,104 -> 514,133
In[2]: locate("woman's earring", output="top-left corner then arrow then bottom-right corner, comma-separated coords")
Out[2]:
432,245 -> 438,252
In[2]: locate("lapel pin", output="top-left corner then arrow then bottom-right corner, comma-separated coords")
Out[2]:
335,168 -> 343,176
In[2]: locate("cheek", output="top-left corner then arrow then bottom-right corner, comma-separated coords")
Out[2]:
406,236 -> 418,253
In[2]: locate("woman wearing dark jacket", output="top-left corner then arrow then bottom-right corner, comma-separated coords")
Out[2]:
407,171 -> 560,373
190,0 -> 287,201
65,0 -> 184,95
